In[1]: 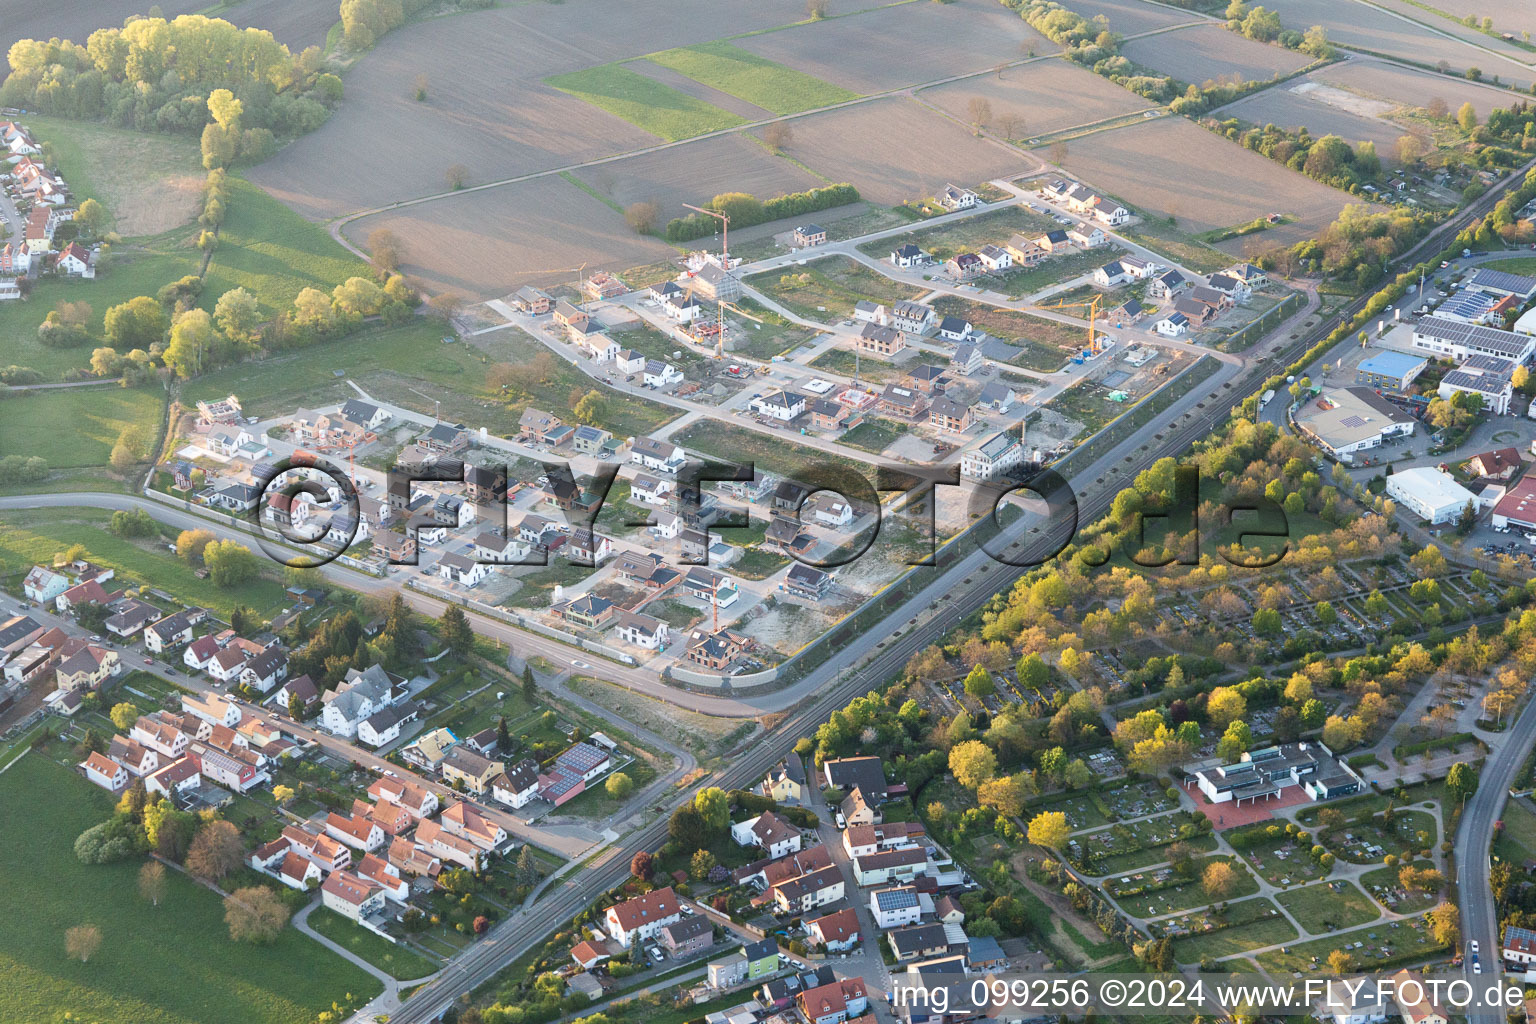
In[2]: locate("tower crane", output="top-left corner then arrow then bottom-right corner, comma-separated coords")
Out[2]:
712,298 -> 764,360
1031,293 -> 1106,356
681,203 -> 731,263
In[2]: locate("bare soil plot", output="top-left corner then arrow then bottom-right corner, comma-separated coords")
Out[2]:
923,59 -> 1153,139
1313,60 -> 1523,120
0,0 -> 204,54
1427,0 -> 1529,30
1054,0 -> 1200,34
734,0 -> 1057,94
1265,0 -> 1533,89
341,176 -> 675,297
1220,85 -> 1405,159
1056,117 -> 1353,252
573,133 -> 824,221
1370,0 -> 1535,64
1121,24 -> 1311,84
212,0 -> 338,49
768,97 -> 1029,205
247,0 -> 809,218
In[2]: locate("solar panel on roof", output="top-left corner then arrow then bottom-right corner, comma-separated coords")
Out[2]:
1338,415 -> 1366,429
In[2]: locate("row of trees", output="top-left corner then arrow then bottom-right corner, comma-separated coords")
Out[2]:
1,15 -> 341,139
661,183 -> 861,243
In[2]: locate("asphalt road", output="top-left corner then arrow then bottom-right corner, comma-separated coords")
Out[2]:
1456,695 -> 1536,1024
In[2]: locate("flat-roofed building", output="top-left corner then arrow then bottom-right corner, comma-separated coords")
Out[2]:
1292,386 -> 1415,463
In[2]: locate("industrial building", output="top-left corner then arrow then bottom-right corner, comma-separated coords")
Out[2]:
1354,350 -> 1426,392
1409,316 -> 1535,363
1386,467 -> 1478,525
1292,386 -> 1415,462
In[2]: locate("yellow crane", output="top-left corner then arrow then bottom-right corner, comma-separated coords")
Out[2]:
1031,293 -> 1106,356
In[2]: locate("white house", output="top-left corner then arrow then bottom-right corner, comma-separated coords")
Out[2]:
664,291 -> 701,323
438,552 -> 493,587
1094,261 -> 1132,288
614,611 -> 669,650
976,244 -> 1012,271
321,871 -> 386,924
604,886 -> 681,947
870,886 -> 924,929
730,811 -> 802,859
1091,197 -> 1130,226
643,360 -> 684,388
749,391 -> 806,422
631,436 -> 686,474
812,500 -> 853,528
938,316 -> 972,343
937,184 -> 977,211
1067,226 -> 1106,248
1321,980 -> 1388,1024
1386,468 -> 1477,525
475,532 -> 531,564
182,692 -> 241,729
853,301 -> 888,326
491,759 -> 542,809
1155,313 -> 1189,337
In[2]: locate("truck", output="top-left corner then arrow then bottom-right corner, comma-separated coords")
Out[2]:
1260,389 -> 1275,408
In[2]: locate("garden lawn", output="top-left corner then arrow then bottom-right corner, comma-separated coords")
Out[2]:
645,43 -> 858,114
1169,898 -> 1296,961
1274,880 -> 1381,933
547,64 -> 747,141
1494,797 -> 1536,864
0,385 -> 164,471
306,907 -> 440,981
838,418 -> 904,454
857,206 -> 1057,261
670,419 -> 866,481
0,754 -> 379,1024
0,509 -> 290,618
203,177 -> 373,313
748,255 -> 923,322
182,319 -> 677,439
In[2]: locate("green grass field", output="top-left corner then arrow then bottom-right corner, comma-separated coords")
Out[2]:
0,508 -> 290,618
21,114 -> 205,238
305,907 -> 440,981
1481,257 -> 1536,276
0,754 -> 379,1024
204,177 -> 372,313
670,418 -> 865,481
0,172 -> 367,382
547,64 -> 747,141
1255,917 -> 1444,975
747,254 -> 922,322
184,319 -> 677,440
646,43 -> 858,114
0,249 -> 202,380
1274,880 -> 1381,933
0,385 -> 165,470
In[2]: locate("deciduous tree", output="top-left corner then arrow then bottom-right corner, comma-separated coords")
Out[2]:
1026,810 -> 1069,850
186,820 -> 243,881
224,885 -> 290,943
65,924 -> 102,962
139,860 -> 167,906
